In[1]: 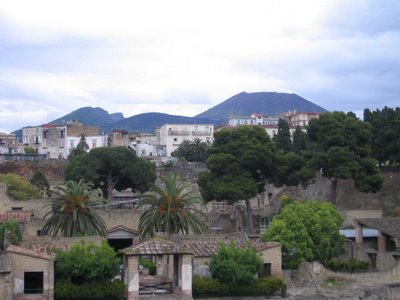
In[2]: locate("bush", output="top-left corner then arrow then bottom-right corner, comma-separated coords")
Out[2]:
55,241 -> 120,283
0,173 -> 40,200
55,280 -> 125,300
192,276 -> 283,298
209,243 -> 262,285
327,258 -> 370,273
139,258 -> 156,275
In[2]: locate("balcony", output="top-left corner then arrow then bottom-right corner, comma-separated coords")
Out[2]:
191,131 -> 212,136
168,130 -> 190,136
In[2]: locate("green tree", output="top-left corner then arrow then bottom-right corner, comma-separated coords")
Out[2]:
65,146 -> 156,201
68,134 -> 90,159
42,180 -> 107,237
209,243 -> 262,285
198,126 -> 275,234
0,173 -> 40,200
171,138 -> 210,162
55,240 -> 120,283
0,219 -> 22,251
364,107 -> 400,169
307,111 -> 383,201
262,199 -> 345,269
138,174 -> 206,238
292,126 -> 307,153
30,170 -> 50,196
273,118 -> 292,152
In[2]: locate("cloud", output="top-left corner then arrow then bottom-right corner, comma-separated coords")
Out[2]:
0,0 -> 399,132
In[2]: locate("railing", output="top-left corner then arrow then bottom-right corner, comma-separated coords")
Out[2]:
191,131 -> 212,136
168,130 -> 190,135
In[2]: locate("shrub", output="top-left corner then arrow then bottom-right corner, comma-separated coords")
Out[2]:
209,243 -> 262,285
256,277 -> 284,295
55,241 -> 120,283
0,220 -> 22,250
30,170 -> 50,195
55,280 -> 125,300
0,173 -> 40,200
139,258 -> 156,275
192,276 -> 283,298
24,147 -> 36,154
327,258 -> 370,273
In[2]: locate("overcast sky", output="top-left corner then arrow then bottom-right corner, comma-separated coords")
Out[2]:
0,0 -> 399,133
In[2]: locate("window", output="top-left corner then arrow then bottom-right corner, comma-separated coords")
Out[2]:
24,271 -> 44,294
173,138 -> 178,142
43,131 -> 47,139
59,130 -> 64,138
70,141 -> 75,148
92,139 -> 97,148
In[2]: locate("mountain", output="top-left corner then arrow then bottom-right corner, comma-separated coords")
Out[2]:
49,107 -> 122,131
104,112 -> 215,133
195,91 -> 327,120
13,91 -> 328,136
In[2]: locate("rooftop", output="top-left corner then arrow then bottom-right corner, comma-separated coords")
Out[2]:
357,218 -> 400,239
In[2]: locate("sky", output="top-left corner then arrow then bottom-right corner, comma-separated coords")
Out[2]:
0,0 -> 399,133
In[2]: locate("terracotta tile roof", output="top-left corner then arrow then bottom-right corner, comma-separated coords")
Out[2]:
7,244 -> 54,261
0,211 -> 32,223
0,254 -> 11,273
357,217 -> 400,239
183,240 -> 279,257
124,238 -> 191,255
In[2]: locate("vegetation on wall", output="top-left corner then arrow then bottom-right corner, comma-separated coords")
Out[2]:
0,219 -> 22,251
0,173 -> 40,200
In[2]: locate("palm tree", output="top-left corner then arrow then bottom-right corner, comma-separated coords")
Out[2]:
42,180 -> 107,237
138,174 -> 206,238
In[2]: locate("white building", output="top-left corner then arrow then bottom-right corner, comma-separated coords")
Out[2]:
158,124 -> 214,156
228,113 -> 278,127
283,111 -> 321,127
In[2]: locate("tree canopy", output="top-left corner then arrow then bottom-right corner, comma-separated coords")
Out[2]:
198,126 -> 275,233
306,111 -> 383,200
171,138 -> 210,162
42,180 -> 107,237
364,106 -> 400,169
138,174 -> 206,238
262,198 -> 345,269
65,146 -> 156,200
273,118 -> 292,152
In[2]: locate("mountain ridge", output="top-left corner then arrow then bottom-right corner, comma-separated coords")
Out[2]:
14,91 -> 328,135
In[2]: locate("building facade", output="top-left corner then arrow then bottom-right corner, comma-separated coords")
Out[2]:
158,124 -> 214,156
22,121 -> 105,159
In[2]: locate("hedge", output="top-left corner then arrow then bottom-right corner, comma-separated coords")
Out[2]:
192,276 -> 284,298
55,280 -> 125,300
327,258 -> 370,273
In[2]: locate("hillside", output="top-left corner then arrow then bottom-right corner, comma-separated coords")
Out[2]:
104,112 -> 214,133
49,107 -> 121,131
13,91 -> 327,135
195,91 -> 327,120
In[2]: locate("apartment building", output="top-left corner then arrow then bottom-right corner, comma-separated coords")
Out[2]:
158,124 -> 214,156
